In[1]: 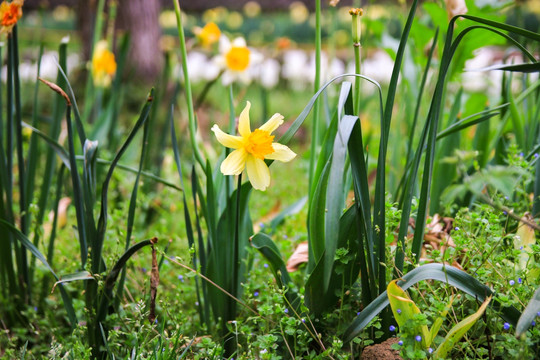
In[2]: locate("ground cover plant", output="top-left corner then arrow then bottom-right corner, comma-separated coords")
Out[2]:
0,0 -> 539,359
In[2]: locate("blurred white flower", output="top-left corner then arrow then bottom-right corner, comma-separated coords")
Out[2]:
359,50 -> 394,85
445,0 -> 467,20
463,47 -> 502,96
252,57 -> 281,89
183,50 -> 219,83
282,49 -> 310,90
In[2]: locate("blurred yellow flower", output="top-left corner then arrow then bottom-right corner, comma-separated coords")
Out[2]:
0,0 -> 23,34
212,101 -> 296,191
195,22 -> 220,48
214,36 -> 262,85
91,40 -> 116,87
226,45 -> 250,71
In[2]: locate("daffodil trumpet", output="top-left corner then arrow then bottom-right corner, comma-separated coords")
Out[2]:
212,101 -> 296,191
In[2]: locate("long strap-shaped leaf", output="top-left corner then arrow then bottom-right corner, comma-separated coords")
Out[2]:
410,14 -> 540,266
0,220 -> 77,328
343,263 -> 521,342
374,0 -> 421,298
516,286 -> 540,337
94,89 -> 154,274
322,115 -> 358,292
40,78 -> 89,268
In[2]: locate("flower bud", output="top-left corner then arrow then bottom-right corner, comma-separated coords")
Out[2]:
349,8 -> 363,46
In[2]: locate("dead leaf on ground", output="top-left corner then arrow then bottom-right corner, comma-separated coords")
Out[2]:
286,241 -> 308,272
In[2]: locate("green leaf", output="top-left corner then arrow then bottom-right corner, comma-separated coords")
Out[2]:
387,280 -> 430,348
343,264 -> 520,343
54,271 -> 94,288
323,115 -> 358,291
250,232 -> 300,310
266,197 -> 307,233
433,296 -> 491,358
429,296 -> 454,345
0,220 -> 77,328
516,287 -> 540,337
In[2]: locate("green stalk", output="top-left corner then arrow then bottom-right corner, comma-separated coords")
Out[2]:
308,0 -> 322,192
353,45 -> 361,115
0,41 -> 17,302
350,8 -> 363,115
231,174 -> 242,311
82,0 -> 106,123
8,29 -> 29,302
173,0 -> 205,169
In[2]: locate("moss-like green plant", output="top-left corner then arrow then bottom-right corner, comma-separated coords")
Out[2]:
387,280 -> 491,359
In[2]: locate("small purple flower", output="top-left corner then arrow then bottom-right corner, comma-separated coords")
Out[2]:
504,322 -> 510,330
301,318 -> 305,323
503,211 -> 508,215
535,153 -> 539,159
154,318 -> 158,324
428,348 -> 433,354
518,278 -> 522,284
389,325 -> 396,332
357,312 -> 361,316
537,311 -> 540,317
509,280 -> 515,286
520,246 -> 524,250
259,222 -> 265,228
519,152 -> 524,157
415,335 -> 422,342
283,235 -> 288,239
33,307 -> 38,312
264,263 -> 269,268
254,291 -> 259,297
284,308 -> 289,314
532,321 -> 536,326
195,301 -> 199,306
178,275 -> 184,282
398,340 -> 403,346
142,267 -> 147,273
454,226 -> 460,231
396,309 -> 402,314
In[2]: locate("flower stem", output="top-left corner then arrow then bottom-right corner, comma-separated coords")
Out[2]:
232,174 -> 242,301
354,43 -> 361,115
309,0 -> 322,192
173,0 -> 205,169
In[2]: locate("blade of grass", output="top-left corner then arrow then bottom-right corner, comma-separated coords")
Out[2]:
114,101 -> 152,309
94,89 -> 154,274
172,0 -> 204,169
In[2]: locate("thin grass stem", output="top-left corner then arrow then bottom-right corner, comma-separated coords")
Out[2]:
173,0 -> 205,169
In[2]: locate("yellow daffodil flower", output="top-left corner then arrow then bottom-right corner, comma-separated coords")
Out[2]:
91,40 -> 117,87
195,22 -> 221,48
214,36 -> 262,85
0,0 -> 23,34
212,101 -> 296,191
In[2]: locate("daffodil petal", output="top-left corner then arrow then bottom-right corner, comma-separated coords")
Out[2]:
221,149 -> 247,175
218,35 -> 231,54
231,37 -> 247,47
259,113 -> 284,134
265,143 -> 296,162
246,156 -> 270,191
211,125 -> 243,149
238,101 -> 251,137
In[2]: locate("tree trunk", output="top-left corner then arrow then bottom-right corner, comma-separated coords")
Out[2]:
76,0 -> 163,84
117,0 -> 163,83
